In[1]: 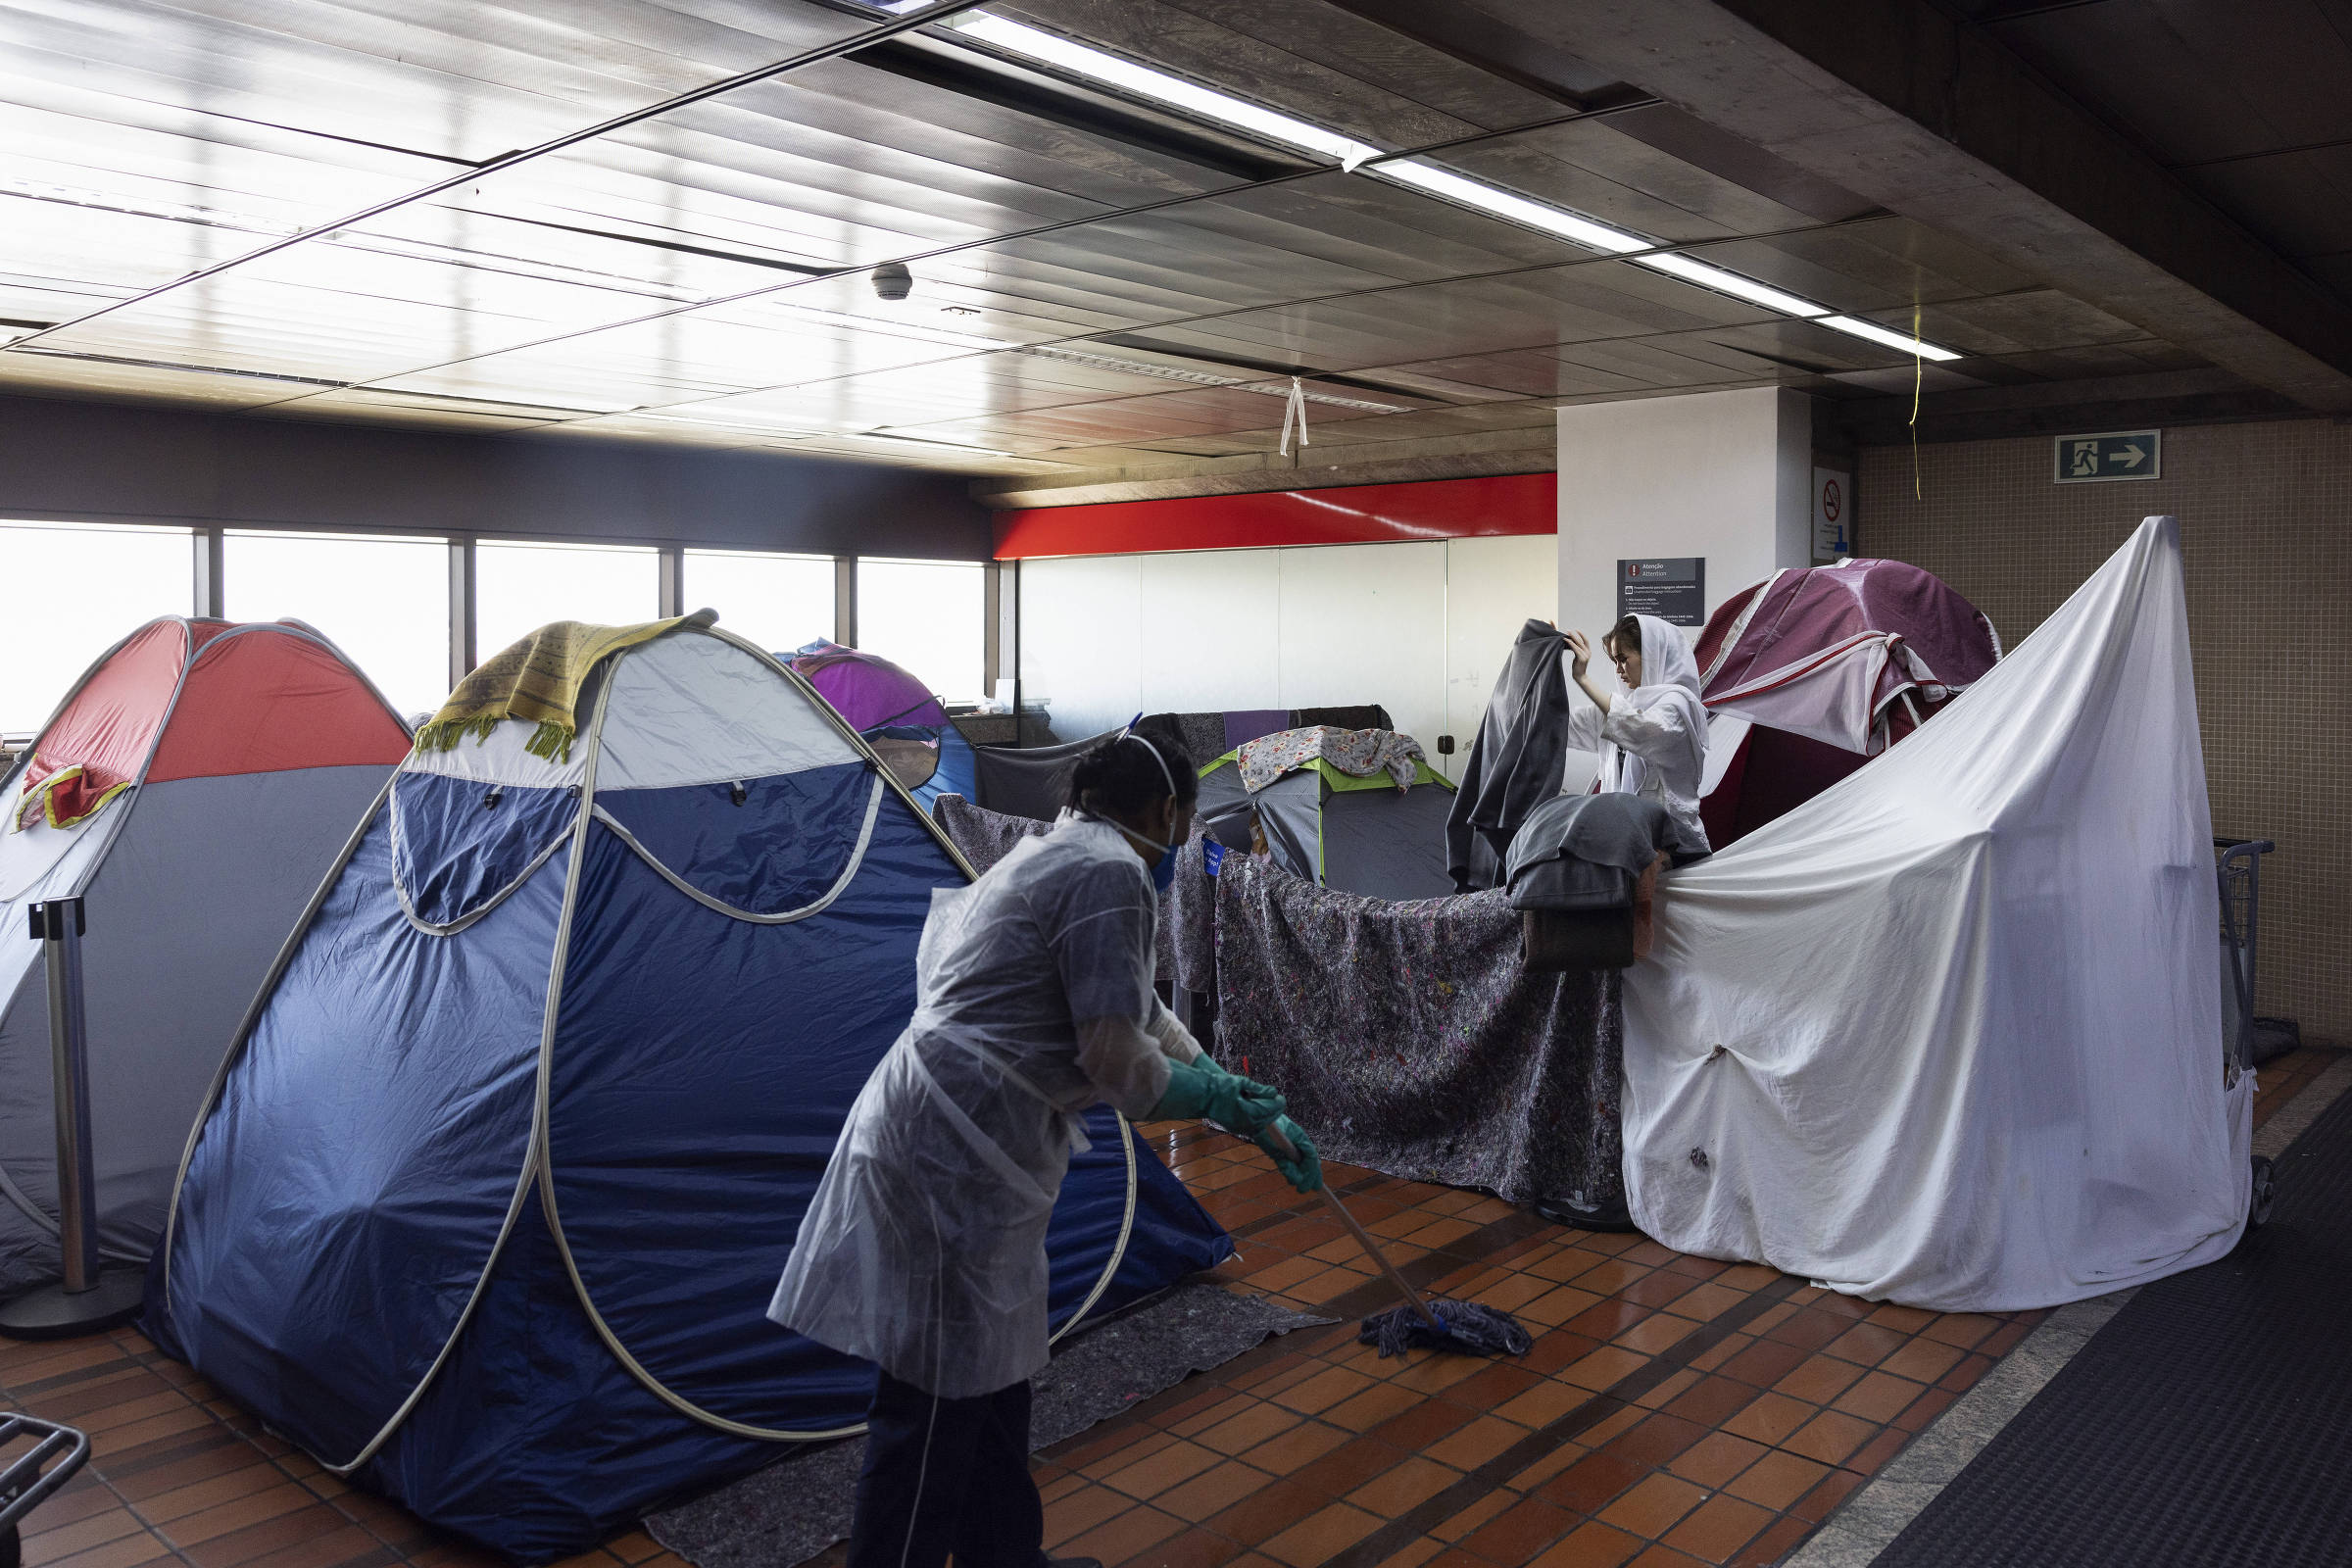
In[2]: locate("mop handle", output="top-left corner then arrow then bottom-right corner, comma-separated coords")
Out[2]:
1259,1122 -> 1443,1329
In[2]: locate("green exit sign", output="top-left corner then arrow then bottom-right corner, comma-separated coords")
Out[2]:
2054,429 -> 2160,483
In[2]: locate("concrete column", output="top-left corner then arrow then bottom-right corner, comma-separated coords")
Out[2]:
192,527 -> 225,619
448,538 -> 477,686
1555,387 -> 1815,649
657,545 -> 685,619
833,556 -> 858,648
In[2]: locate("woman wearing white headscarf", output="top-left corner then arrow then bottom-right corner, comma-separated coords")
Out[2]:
1562,612 -> 1711,852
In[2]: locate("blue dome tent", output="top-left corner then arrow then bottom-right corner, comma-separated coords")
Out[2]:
146,618 -> 1229,1562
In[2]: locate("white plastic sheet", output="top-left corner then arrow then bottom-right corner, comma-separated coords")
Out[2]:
1625,517 -> 2250,1311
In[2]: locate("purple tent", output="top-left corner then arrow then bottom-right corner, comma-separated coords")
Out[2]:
786,642 -> 949,732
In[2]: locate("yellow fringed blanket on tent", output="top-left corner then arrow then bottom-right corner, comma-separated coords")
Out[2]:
414,609 -> 715,761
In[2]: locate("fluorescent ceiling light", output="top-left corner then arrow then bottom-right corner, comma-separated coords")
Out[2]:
1371,161 -> 1647,255
1815,315 -> 1964,362
765,299 -> 1005,351
925,12 -> 1968,364
853,429 -> 1021,458
1020,344 -> 1404,411
1022,343 -> 1242,387
1237,381 -> 1405,414
1631,253 -> 1826,318
943,13 -> 1382,167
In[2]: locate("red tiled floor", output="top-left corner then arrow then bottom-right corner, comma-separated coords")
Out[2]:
3,1054 -> 2339,1568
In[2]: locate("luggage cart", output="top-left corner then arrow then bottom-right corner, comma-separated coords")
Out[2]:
2217,837 -> 2278,1230
0,1413 -> 91,1568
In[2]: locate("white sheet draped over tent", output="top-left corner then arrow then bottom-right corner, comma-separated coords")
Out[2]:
1624,516 -> 2250,1311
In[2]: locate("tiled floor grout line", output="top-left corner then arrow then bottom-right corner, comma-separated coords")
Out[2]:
1311,1213 -> 1558,1321
1784,1054 -> 2352,1568
1316,1276 -> 1806,1568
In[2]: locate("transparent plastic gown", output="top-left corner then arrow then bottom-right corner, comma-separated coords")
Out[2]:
768,814 -> 1192,1397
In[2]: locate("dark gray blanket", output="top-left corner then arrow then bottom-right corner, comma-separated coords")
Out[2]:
646,1285 -> 1334,1568
1505,793 -> 1695,911
1446,618 -> 1573,892
969,732 -> 1104,821
1210,853 -> 1624,1211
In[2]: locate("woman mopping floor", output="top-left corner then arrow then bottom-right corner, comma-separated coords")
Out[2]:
768,726 -> 1323,1568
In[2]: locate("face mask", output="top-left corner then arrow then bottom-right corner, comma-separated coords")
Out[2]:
1114,729 -> 1183,895
1116,821 -> 1181,895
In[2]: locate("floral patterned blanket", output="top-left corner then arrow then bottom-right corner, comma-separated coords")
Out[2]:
1237,726 -> 1426,793
1209,853 -> 1623,1210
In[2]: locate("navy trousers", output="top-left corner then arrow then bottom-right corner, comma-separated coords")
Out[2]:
848,1371 -> 1045,1568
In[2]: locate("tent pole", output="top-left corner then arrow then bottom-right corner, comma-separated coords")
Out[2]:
0,900 -> 144,1338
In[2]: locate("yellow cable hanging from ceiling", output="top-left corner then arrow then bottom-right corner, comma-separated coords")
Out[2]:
1911,302 -> 1925,502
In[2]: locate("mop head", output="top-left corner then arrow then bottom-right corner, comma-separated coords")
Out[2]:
1358,1298 -> 1534,1358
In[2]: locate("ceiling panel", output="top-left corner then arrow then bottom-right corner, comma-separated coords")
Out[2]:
28,238 -> 691,382
1680,219 -> 2041,315
1427,121 -> 1841,244
0,0 -> 2257,467
874,379 -> 1396,447
0,0 -> 875,165
0,348 -> 316,408
1148,0 -> 1573,130
1909,289 -> 2152,357
1123,259 -> 1788,373
997,0 -> 1503,150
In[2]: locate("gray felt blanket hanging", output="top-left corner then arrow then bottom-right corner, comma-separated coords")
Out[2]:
1209,852 -> 1625,1214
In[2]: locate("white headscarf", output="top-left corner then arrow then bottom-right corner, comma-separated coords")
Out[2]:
1604,613 -> 1709,793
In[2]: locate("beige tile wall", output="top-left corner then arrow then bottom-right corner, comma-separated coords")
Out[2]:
1858,418 -> 2350,1044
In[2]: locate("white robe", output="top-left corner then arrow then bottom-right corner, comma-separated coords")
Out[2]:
1565,613 -> 1711,851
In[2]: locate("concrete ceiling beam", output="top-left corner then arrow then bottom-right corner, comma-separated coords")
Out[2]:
1385,0 -> 2352,413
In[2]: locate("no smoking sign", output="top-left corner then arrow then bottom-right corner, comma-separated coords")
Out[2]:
1812,466 -> 1851,560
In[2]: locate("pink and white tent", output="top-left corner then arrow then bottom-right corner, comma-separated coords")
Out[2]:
0,618 -> 411,1296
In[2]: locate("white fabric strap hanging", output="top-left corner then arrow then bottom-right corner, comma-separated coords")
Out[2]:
1279,375 -> 1310,456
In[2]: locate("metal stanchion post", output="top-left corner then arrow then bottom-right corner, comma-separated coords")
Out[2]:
0,898 -> 146,1338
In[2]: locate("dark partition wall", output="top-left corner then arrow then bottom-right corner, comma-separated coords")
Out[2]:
0,394 -> 990,560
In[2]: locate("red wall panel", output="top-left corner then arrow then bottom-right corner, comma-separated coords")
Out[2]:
993,471 -> 1556,560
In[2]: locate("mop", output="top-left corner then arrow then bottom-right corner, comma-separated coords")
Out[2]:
1260,1125 -> 1533,1358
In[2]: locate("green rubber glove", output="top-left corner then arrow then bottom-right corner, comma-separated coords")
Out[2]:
1151,1056 -> 1286,1134
1254,1115 -> 1324,1194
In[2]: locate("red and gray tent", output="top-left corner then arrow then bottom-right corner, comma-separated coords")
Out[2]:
1697,559 -> 2001,754
1694,562 -> 2000,846
0,617 -> 410,1296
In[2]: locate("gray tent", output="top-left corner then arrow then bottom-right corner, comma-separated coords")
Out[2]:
1197,748 -> 1456,902
0,617 -> 410,1297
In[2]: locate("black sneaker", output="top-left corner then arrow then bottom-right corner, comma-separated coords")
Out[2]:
1534,1193 -> 1639,1233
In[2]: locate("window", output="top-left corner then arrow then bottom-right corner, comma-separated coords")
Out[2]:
474,540 -> 660,664
682,550 -> 835,658
857,558 -> 985,703
0,520 -> 191,739
224,531 -> 451,718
